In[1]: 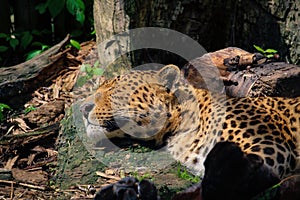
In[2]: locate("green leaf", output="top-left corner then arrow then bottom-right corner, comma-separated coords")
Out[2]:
80,64 -> 87,72
76,11 -> 85,25
266,54 -> 274,58
41,45 -> 50,51
66,0 -> 75,15
0,46 -> 9,53
93,68 -> 104,76
90,30 -> 96,35
0,103 -> 11,111
48,0 -> 65,18
0,33 -> 7,39
35,2 -> 49,14
93,60 -> 99,68
26,49 -> 43,60
264,49 -> 278,54
24,105 -> 36,114
66,0 -> 85,16
76,76 -> 88,87
85,65 -> 92,73
9,38 -> 19,50
0,103 -> 11,122
70,39 -> 81,50
253,45 -> 265,53
20,31 -> 33,50
66,0 -> 85,24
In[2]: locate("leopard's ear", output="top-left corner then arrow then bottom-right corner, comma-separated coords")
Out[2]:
157,64 -> 180,89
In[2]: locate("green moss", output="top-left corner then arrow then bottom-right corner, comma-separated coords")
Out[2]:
55,106 -> 105,190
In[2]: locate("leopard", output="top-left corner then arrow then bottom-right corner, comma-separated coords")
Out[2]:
81,64 -> 300,199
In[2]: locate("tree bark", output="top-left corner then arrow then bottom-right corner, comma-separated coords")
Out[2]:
182,47 -> 300,97
94,0 -> 300,65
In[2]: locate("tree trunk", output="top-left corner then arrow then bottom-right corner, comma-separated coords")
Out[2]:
93,0 -> 132,77
94,0 -> 300,65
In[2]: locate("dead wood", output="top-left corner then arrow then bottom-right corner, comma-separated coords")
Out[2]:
0,123 -> 59,145
0,179 -> 47,191
0,34 -> 80,107
226,62 -> 300,97
182,47 -> 300,97
23,100 -> 65,127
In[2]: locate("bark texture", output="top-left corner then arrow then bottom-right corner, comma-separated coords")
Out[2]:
182,47 -> 300,97
94,0 -> 300,65
93,0 -> 132,76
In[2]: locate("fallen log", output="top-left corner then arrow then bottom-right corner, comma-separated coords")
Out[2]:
0,123 -> 59,146
182,47 -> 300,97
0,35 -> 80,107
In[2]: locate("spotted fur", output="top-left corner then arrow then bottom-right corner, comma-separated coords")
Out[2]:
81,64 -> 300,179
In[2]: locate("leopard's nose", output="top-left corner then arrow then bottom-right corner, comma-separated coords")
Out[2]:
80,102 -> 94,119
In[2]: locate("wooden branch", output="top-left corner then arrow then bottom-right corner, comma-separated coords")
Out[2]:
0,179 -> 47,191
0,35 -> 79,106
0,123 -> 59,145
95,171 -> 121,181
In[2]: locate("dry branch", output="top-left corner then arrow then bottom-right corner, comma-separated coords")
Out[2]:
0,179 -> 47,191
0,123 -> 59,145
0,35 -> 79,106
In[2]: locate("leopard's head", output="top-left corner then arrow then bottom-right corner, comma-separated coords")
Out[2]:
81,65 -> 182,147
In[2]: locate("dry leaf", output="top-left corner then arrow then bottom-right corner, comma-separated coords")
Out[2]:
32,145 -> 46,152
4,155 -> 19,170
45,148 -> 58,157
27,154 -> 36,166
13,118 -> 30,132
52,77 -> 62,99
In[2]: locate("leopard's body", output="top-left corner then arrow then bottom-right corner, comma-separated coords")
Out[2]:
81,64 -> 300,181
